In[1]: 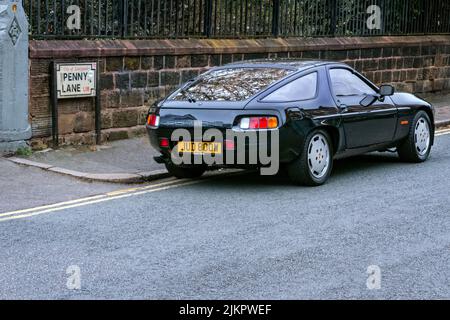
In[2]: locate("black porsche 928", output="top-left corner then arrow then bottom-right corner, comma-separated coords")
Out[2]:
147,60 -> 434,186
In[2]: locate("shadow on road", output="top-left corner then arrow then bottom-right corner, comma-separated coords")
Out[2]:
206,152 -> 403,188
332,152 -> 402,176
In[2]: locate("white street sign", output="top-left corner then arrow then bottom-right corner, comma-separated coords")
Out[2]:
56,62 -> 97,99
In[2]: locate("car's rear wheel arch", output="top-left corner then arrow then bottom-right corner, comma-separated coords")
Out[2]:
287,128 -> 334,186
314,125 -> 339,156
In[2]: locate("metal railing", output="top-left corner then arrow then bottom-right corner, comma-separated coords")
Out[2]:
25,0 -> 450,39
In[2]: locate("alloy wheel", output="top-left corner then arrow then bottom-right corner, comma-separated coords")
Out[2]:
414,117 -> 430,156
307,133 -> 330,179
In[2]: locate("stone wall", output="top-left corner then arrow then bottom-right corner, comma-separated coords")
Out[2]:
29,36 -> 450,149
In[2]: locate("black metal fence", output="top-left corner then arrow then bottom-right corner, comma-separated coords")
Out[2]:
25,0 -> 450,39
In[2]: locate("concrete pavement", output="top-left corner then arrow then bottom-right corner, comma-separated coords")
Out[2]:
420,92 -> 450,128
7,136 -> 168,183
0,132 -> 449,299
0,157 -> 131,213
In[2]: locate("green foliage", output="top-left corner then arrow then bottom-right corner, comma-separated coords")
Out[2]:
15,146 -> 33,157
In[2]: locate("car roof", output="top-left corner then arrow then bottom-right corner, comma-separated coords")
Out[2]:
221,59 -> 342,71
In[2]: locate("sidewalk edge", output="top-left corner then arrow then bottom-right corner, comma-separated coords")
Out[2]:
5,157 -> 170,184
436,119 -> 450,129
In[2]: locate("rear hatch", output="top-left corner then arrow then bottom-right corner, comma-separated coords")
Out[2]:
162,100 -> 246,110
157,105 -> 283,135
158,105 -> 245,131
156,107 -> 283,157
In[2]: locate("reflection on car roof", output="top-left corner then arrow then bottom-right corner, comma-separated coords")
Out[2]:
223,59 -> 336,71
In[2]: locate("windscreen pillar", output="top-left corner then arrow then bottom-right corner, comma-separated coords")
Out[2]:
0,0 -> 30,154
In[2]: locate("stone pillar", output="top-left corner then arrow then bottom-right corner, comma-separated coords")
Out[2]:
0,0 -> 30,154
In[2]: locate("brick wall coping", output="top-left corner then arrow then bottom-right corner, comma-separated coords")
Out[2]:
30,35 -> 450,59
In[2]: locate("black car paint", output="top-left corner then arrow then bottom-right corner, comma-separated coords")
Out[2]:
147,61 -> 434,166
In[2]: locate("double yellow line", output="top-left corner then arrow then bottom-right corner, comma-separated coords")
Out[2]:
0,179 -> 202,223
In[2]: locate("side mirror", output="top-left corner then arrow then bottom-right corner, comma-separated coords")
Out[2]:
379,84 -> 395,97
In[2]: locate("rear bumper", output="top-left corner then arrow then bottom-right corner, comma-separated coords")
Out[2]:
147,125 -> 299,167
153,155 -> 167,164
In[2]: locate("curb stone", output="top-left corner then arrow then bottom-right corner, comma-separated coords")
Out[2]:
3,120 -> 450,184
436,119 -> 450,129
5,157 -> 170,184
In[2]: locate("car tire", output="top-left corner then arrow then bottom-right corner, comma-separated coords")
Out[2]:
287,129 -> 334,186
397,111 -> 432,163
165,161 -> 206,179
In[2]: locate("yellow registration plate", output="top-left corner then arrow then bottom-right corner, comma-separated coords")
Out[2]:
177,141 -> 222,154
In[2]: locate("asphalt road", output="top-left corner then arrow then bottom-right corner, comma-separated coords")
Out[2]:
0,158 -> 129,213
1,133 -> 450,299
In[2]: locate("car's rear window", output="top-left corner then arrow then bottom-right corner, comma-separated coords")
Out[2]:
170,68 -> 293,102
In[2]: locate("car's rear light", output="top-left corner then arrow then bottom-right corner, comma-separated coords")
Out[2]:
239,116 -> 278,130
249,117 -> 259,129
240,118 -> 250,129
159,138 -> 170,148
147,114 -> 160,128
268,117 -> 278,128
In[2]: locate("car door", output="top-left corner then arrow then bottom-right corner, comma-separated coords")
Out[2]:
328,67 -> 398,149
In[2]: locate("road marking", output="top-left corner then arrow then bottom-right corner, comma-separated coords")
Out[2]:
0,179 -> 202,223
104,178 -> 185,196
0,178 -> 183,219
0,170 -> 247,223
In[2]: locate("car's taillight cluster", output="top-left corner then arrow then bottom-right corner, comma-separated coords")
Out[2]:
147,114 -> 160,128
239,116 -> 278,130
